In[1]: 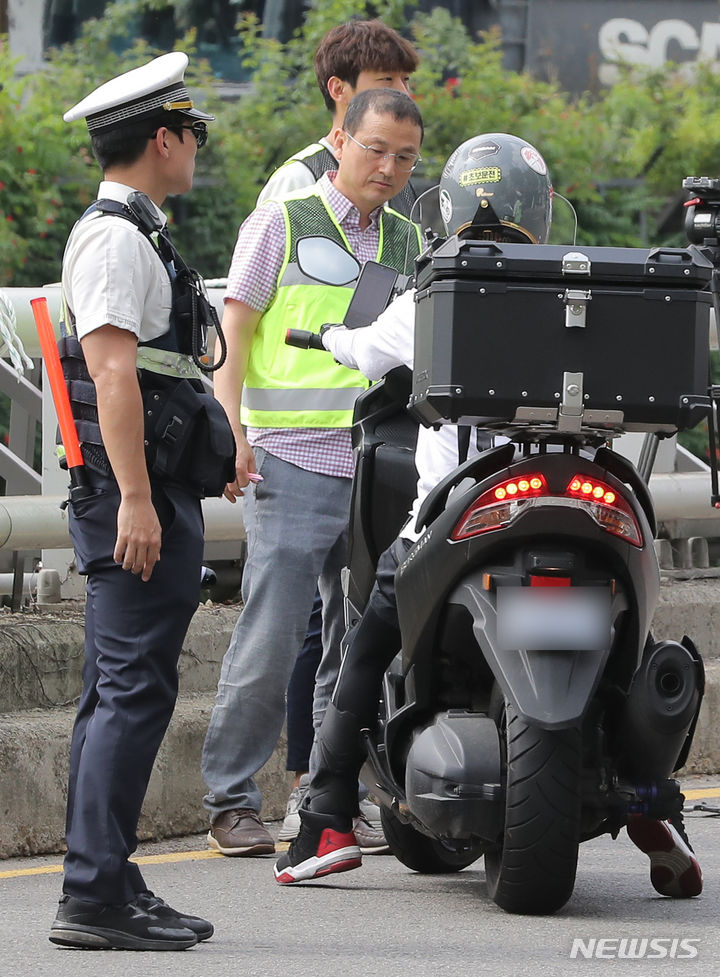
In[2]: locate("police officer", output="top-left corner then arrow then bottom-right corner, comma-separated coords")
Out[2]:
49,53 -> 234,951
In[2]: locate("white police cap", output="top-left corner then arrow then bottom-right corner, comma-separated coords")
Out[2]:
63,51 -> 214,133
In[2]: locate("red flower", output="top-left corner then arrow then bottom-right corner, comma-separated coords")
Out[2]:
0,181 -> 5,190
6,215 -> 13,222
45,217 -> 54,225
27,168 -> 37,175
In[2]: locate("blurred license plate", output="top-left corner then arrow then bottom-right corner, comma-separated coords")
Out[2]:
496,587 -> 611,651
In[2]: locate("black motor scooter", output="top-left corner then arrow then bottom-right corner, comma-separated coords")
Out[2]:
287,234 -> 714,915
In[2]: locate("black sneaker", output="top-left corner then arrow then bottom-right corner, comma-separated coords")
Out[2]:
274,808 -> 361,884
134,890 -> 214,941
49,895 -> 198,950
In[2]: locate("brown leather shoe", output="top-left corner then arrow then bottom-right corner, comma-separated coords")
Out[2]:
352,813 -> 390,854
208,809 -> 275,856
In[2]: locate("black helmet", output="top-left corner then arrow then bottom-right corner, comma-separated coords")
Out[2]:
438,133 -> 552,243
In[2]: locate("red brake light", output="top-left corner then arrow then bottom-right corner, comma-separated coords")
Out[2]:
567,476 -> 617,506
451,471 -> 642,545
530,575 -> 571,587
451,474 -> 548,540
492,474 -> 547,502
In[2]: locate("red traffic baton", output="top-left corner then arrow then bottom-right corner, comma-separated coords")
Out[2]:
31,297 -> 91,499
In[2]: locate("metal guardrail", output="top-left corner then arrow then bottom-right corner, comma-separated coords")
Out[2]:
6,284 -> 226,357
0,285 -> 233,605
0,356 -> 41,494
0,493 -> 245,551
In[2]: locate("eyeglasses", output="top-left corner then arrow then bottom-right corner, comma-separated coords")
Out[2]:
179,121 -> 208,149
344,131 -> 421,172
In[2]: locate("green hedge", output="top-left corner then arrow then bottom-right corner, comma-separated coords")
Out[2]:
3,0 -> 720,461
6,0 -> 720,284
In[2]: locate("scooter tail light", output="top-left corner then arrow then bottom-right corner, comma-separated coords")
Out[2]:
565,474 -> 643,546
451,471 -> 643,546
451,473 -> 548,540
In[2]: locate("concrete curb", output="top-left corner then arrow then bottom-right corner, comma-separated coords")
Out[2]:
0,602 -> 294,859
0,693 -> 291,858
1,577 -> 718,859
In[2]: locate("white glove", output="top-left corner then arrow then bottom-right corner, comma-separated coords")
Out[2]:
320,323 -> 345,351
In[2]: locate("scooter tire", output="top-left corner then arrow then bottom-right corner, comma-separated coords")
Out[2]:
485,699 -> 581,915
380,806 -> 485,874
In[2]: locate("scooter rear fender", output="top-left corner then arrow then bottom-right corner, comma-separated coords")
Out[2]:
446,572 -> 624,729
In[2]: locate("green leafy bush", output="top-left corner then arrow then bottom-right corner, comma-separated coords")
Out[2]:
2,0 -> 720,465
4,0 -> 720,283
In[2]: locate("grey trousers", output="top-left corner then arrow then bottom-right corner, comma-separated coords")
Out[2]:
201,448 -> 351,818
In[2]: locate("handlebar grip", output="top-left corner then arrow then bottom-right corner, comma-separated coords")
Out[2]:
285,329 -> 325,350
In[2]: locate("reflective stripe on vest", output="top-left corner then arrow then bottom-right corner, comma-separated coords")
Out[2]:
136,346 -> 204,380
243,386 -> 365,412
242,185 -> 420,430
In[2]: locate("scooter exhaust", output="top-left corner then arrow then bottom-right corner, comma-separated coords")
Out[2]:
617,637 -> 704,780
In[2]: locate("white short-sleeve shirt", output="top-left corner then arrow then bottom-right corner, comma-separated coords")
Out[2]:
61,181 -> 173,343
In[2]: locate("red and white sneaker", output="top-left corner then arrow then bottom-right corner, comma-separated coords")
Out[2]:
626,814 -> 703,897
274,809 -> 362,884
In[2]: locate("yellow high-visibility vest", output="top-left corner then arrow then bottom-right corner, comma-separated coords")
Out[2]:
242,185 -> 421,429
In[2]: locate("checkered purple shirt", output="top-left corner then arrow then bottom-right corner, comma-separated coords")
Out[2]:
225,172 -> 384,478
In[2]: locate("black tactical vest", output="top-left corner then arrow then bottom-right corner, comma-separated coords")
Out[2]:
58,198 -> 235,497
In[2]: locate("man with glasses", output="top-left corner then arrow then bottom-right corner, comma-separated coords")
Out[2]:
49,52 -> 225,951
257,20 -> 420,854
201,87 -> 424,859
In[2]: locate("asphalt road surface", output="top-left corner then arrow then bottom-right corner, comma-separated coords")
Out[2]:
1,779 -> 718,977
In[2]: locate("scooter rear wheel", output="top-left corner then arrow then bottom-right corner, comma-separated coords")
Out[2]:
484,699 -> 581,914
380,806 -> 485,873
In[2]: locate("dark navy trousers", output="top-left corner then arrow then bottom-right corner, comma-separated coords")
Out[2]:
64,474 -> 203,905
286,590 -> 323,772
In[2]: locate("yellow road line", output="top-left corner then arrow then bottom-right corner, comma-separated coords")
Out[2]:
2,785 -> 718,881
0,848 -> 223,880
683,787 -> 720,800
0,864 -> 64,878
128,850 -> 225,866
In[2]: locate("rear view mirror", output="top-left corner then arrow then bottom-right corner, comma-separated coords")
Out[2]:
296,236 -> 360,286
